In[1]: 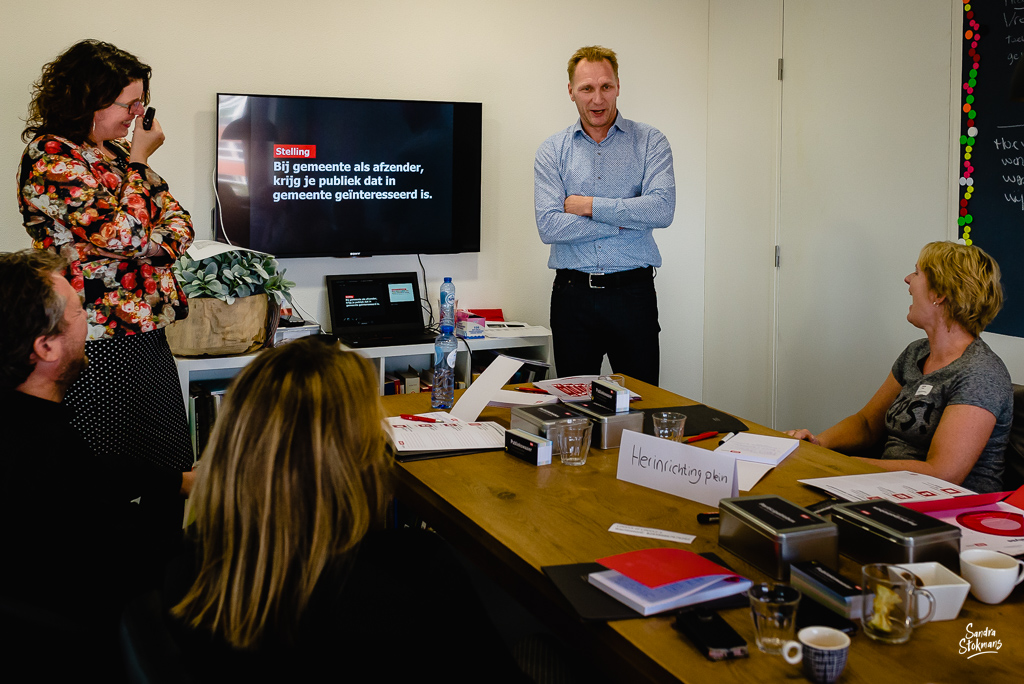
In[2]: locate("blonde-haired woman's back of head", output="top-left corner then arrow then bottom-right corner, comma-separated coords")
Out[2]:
172,337 -> 389,649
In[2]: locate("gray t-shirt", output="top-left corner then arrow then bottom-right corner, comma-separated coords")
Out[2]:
882,338 -> 1012,493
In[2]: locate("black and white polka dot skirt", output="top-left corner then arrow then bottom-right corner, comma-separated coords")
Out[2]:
63,328 -> 194,471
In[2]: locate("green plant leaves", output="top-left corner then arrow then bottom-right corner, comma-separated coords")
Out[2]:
172,250 -> 293,305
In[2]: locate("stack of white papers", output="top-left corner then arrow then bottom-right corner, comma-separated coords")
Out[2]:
486,389 -> 559,408
532,376 -> 642,402
712,433 -> 799,491
385,417 -> 505,455
798,471 -> 976,503
714,433 -> 798,465
483,322 -> 550,338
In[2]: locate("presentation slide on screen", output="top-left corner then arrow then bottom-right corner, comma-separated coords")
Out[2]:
344,294 -> 381,309
333,278 -> 421,328
341,282 -> 413,310
216,95 -> 458,256
388,283 -> 415,303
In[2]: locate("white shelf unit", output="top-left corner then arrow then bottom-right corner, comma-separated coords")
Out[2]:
174,330 -> 553,408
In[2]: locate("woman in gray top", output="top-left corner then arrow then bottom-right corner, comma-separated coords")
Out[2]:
787,241 -> 1011,493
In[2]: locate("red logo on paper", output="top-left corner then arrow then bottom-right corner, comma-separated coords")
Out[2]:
273,144 -> 316,158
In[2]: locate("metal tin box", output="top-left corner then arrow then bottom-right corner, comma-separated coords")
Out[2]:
560,401 -> 645,449
830,500 -> 961,570
719,495 -> 839,580
510,405 -> 587,442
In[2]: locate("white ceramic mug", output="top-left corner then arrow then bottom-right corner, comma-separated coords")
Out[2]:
783,626 -> 851,684
960,549 -> 1024,604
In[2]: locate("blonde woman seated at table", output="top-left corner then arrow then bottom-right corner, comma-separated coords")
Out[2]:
786,241 -> 1011,493
159,338 -> 527,681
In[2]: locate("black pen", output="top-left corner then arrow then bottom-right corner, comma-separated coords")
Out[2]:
697,512 -> 720,525
718,432 -> 736,446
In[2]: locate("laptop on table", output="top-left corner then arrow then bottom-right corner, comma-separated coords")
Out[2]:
326,272 -> 438,348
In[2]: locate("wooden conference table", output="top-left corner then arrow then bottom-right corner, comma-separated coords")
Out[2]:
384,377 -> 1021,683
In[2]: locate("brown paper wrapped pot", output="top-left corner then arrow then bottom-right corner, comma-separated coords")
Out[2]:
166,294 -> 268,357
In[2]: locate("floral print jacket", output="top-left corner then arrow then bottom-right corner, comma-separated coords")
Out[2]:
18,135 -> 194,340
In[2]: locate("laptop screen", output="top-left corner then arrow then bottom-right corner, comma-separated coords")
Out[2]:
326,272 -> 425,336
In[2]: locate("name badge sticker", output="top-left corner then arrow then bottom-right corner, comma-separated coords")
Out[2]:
915,384 -> 933,397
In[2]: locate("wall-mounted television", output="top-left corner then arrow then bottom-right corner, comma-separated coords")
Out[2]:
215,93 -> 482,258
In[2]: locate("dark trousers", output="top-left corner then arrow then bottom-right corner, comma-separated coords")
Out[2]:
549,268 -> 661,386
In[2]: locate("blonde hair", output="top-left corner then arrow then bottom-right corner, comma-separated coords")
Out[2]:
171,338 -> 389,648
567,45 -> 619,83
918,240 -> 1003,337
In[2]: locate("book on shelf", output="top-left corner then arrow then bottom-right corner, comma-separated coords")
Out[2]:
419,367 -> 434,392
188,378 -> 233,458
396,368 -> 420,394
587,548 -> 752,616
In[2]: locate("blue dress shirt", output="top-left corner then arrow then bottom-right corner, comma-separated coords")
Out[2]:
534,112 -> 675,273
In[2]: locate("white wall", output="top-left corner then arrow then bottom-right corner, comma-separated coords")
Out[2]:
0,0 -> 708,400
5,1 -> 1024,420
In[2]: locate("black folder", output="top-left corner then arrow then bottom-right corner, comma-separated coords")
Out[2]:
641,404 -> 748,437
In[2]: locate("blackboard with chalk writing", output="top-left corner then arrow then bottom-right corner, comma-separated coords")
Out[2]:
958,2 -> 1024,338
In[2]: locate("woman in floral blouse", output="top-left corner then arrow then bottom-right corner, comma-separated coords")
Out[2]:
18,40 -> 195,500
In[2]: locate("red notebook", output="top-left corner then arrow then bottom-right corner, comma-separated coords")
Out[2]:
590,548 -> 751,616
596,548 -> 741,588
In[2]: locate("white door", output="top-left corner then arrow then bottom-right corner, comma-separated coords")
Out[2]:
774,1 -> 954,432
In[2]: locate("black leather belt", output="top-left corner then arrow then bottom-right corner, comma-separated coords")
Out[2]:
554,266 -> 654,289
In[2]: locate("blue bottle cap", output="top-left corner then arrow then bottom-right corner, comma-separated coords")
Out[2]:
441,325 -> 454,333
444,277 -> 452,282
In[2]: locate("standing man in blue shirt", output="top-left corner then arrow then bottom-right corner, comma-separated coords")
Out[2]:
535,45 -> 675,386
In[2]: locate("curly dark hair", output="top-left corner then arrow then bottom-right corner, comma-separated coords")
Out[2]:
22,39 -> 151,144
0,250 -> 69,390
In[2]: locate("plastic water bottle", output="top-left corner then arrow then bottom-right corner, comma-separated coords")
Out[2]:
431,325 -> 457,409
440,277 -> 456,329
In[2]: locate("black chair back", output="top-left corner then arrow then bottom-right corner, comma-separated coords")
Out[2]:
1005,383 -> 1024,491
120,590 -> 194,684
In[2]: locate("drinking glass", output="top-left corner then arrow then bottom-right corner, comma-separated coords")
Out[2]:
748,583 -> 802,654
651,411 -> 686,442
551,417 -> 593,466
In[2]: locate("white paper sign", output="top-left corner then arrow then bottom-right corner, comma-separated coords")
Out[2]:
737,461 -> 775,491
185,238 -> 271,260
486,389 -> 560,408
607,523 -> 696,544
616,431 -> 739,508
449,355 -> 524,422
